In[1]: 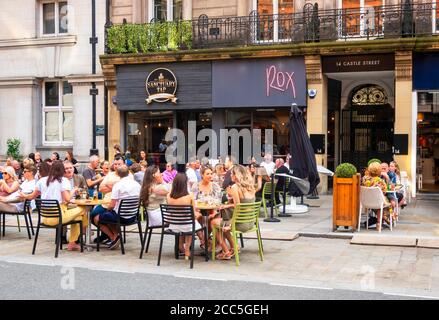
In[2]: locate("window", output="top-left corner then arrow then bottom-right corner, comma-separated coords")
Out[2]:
41,1 -> 68,35
254,0 -> 294,42
149,0 -> 182,22
339,0 -> 384,37
43,80 -> 73,145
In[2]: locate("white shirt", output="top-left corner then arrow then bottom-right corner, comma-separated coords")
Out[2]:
261,161 -> 276,176
14,179 -> 36,212
186,168 -> 198,187
36,177 -> 71,204
111,176 -> 141,212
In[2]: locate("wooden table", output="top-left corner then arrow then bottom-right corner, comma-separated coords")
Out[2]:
196,202 -> 222,261
73,199 -> 109,251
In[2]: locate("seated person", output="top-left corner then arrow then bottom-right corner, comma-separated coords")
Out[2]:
362,162 -> 393,229
93,165 -> 141,250
0,166 -> 20,203
381,162 -> 404,209
140,165 -> 170,228
167,173 -> 205,259
0,165 -> 36,214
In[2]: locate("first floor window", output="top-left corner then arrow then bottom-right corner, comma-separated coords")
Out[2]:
150,0 -> 182,22
42,0 -> 68,35
255,0 -> 294,41
43,80 -> 73,144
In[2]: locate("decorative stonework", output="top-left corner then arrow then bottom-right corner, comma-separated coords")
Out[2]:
305,55 -> 322,84
395,51 -> 412,81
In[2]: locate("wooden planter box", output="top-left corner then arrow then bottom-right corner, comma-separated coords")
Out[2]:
332,173 -> 360,231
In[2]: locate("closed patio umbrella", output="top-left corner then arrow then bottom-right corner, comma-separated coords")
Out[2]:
289,104 -> 320,197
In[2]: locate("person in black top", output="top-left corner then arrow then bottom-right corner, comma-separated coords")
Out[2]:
221,155 -> 236,189
274,158 -> 290,204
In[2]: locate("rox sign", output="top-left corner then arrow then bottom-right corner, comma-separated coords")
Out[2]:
146,68 -> 178,104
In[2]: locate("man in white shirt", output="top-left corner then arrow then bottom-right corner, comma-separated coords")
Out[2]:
0,165 -> 36,213
260,153 -> 276,177
186,159 -> 198,189
94,165 -> 140,250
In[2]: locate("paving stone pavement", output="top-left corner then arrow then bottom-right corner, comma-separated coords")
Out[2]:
1,195 -> 438,298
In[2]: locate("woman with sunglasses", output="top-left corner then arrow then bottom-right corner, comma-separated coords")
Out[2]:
0,166 -> 20,198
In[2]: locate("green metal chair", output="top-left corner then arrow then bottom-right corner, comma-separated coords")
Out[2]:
212,201 -> 264,266
261,182 -> 279,218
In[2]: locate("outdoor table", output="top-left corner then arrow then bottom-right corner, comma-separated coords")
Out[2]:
73,198 -> 109,251
195,201 -> 222,261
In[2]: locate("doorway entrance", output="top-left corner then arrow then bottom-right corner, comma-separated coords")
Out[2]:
340,84 -> 394,171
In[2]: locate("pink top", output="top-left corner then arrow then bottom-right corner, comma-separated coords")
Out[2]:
0,181 -> 15,197
162,169 -> 177,183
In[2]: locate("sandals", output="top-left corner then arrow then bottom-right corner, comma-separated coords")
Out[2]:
229,247 -> 240,257
216,251 -> 232,260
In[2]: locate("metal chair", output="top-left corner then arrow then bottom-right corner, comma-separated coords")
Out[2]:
1,200 -> 34,239
157,204 -> 206,269
212,201 -> 263,266
139,203 -> 165,259
33,199 -> 83,258
261,182 -> 279,218
358,186 -> 392,233
96,197 -> 143,255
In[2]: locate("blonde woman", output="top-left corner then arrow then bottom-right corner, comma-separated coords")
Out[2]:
211,165 -> 256,260
0,166 -> 20,197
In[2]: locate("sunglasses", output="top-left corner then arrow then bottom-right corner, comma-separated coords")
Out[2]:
2,172 -> 9,175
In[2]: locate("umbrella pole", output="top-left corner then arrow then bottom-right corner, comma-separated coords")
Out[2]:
264,173 -> 280,222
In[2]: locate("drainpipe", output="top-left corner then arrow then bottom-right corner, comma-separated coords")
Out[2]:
90,0 -> 98,155
104,0 -> 112,160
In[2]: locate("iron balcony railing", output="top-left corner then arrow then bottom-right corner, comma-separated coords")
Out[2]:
105,2 -> 438,54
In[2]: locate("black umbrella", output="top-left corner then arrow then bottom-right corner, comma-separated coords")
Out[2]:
289,104 -> 320,196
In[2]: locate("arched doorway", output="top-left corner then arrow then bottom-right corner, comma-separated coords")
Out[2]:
340,84 -> 394,170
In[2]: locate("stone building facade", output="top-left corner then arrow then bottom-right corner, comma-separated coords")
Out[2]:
0,0 -> 106,162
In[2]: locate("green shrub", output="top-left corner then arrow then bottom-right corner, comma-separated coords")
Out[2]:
335,163 -> 357,178
167,22 -> 179,51
179,20 -> 193,50
107,20 -> 193,54
107,25 -> 127,53
125,24 -> 140,53
367,158 -> 382,166
6,138 -> 22,161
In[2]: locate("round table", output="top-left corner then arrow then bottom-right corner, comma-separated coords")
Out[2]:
196,202 -> 222,261
73,198 -> 109,251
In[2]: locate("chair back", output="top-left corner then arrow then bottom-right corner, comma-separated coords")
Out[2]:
160,204 -> 195,227
35,199 -> 62,224
117,197 -> 141,220
360,186 -> 386,209
400,171 -> 409,185
232,201 -> 262,230
262,182 -> 276,195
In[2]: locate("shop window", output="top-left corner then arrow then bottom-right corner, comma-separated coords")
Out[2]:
149,0 -> 182,22
43,80 -> 73,145
226,111 -> 251,126
41,1 -> 68,36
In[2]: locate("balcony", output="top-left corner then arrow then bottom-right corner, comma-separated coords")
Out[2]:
105,2 -> 438,55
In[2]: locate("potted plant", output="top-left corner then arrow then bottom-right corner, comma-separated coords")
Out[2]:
332,163 -> 360,231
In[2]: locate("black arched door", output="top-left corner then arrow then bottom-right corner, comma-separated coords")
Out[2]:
340,85 -> 394,170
